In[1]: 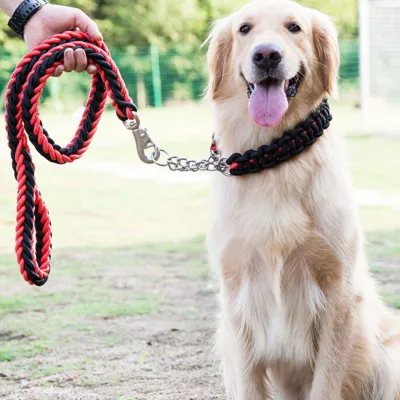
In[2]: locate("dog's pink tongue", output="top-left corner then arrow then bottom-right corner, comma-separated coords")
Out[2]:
248,81 -> 288,127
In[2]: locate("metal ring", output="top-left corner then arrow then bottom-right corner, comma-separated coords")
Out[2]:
123,112 -> 140,130
150,146 -> 161,162
152,149 -> 170,167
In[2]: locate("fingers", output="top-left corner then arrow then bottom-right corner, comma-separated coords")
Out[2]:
86,65 -> 97,75
52,8 -> 103,78
74,49 -> 87,73
62,48 -> 97,75
53,58 -> 97,77
64,48 -> 76,72
74,9 -> 103,42
86,20 -> 103,42
52,65 -> 65,77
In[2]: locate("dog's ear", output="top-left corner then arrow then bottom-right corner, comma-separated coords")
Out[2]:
312,11 -> 340,98
204,16 -> 233,100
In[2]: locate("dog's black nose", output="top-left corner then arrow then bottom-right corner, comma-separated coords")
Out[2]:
252,45 -> 282,70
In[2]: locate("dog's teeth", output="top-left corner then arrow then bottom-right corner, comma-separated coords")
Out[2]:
284,80 -> 289,91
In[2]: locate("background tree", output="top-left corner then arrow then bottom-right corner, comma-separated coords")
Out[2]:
0,0 -> 359,108
1,0 -> 358,48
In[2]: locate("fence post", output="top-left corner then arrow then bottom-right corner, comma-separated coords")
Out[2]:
359,0 -> 370,133
150,45 -> 163,108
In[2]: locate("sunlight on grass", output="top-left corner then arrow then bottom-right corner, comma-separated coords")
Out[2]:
382,295 -> 400,310
70,298 -> 160,319
347,136 -> 400,195
1,105 -> 399,254
0,340 -> 49,362
361,208 -> 400,233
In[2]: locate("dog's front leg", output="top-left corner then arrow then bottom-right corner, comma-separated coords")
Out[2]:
218,319 -> 270,400
309,289 -> 355,400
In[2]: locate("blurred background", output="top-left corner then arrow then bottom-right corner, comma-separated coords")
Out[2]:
0,1 -> 399,399
0,0 -> 361,112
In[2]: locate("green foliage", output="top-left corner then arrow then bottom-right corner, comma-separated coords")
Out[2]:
340,39 -> 359,84
0,0 -> 359,107
1,0 -> 357,48
298,0 -> 358,38
0,41 -> 25,98
0,0 -> 244,48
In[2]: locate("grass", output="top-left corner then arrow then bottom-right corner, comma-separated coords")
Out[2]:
348,135 -> 400,196
0,339 -> 49,362
70,298 -> 160,318
0,103 -> 399,379
381,295 -> 400,310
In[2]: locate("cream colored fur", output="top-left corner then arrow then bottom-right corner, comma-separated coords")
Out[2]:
206,1 -> 400,399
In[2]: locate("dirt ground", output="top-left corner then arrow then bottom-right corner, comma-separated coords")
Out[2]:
0,249 -> 224,400
0,245 -> 399,400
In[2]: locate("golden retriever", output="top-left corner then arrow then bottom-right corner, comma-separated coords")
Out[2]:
206,0 -> 400,399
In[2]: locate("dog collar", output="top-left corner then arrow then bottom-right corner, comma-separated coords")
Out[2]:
211,100 -> 332,176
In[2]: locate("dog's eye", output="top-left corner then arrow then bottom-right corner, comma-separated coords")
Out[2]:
288,23 -> 301,33
239,24 -> 252,34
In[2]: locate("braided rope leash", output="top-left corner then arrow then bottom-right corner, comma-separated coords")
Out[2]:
5,31 -> 137,286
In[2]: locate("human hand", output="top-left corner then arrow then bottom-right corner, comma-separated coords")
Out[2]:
24,4 -> 103,77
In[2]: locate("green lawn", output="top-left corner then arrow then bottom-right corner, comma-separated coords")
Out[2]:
1,102 -> 399,247
0,102 -> 399,383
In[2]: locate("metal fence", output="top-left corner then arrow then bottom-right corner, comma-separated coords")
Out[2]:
359,0 -> 400,134
0,39 -> 359,110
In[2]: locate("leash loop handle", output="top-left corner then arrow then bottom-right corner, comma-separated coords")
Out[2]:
6,31 -> 137,286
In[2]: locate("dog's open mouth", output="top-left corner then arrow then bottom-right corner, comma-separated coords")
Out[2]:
244,67 -> 304,128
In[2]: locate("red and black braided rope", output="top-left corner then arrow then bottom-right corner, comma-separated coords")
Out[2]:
5,31 -> 137,286
223,100 -> 332,176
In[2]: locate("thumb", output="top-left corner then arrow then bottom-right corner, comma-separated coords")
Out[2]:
74,9 -> 103,42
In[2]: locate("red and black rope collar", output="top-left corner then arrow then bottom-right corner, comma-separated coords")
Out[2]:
211,99 -> 332,176
5,31 -> 137,286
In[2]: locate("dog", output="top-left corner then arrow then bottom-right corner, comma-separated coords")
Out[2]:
205,0 -> 400,399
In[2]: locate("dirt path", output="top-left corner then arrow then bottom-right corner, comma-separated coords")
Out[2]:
0,250 -> 224,400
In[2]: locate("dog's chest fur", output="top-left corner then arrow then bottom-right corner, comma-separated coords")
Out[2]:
209,153 -> 329,367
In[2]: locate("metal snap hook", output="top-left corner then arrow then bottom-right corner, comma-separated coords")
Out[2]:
132,128 -> 160,164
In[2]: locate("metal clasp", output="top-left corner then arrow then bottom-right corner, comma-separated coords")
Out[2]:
124,114 -> 160,164
124,112 -> 141,131
132,128 -> 160,164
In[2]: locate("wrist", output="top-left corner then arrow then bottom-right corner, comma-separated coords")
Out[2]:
2,0 -> 22,16
7,0 -> 49,38
24,2 -> 48,30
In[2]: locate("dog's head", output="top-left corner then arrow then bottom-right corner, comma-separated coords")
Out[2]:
206,0 -> 339,128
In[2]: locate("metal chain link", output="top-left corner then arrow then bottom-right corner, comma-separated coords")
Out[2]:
151,149 -> 230,175
125,114 -> 231,176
